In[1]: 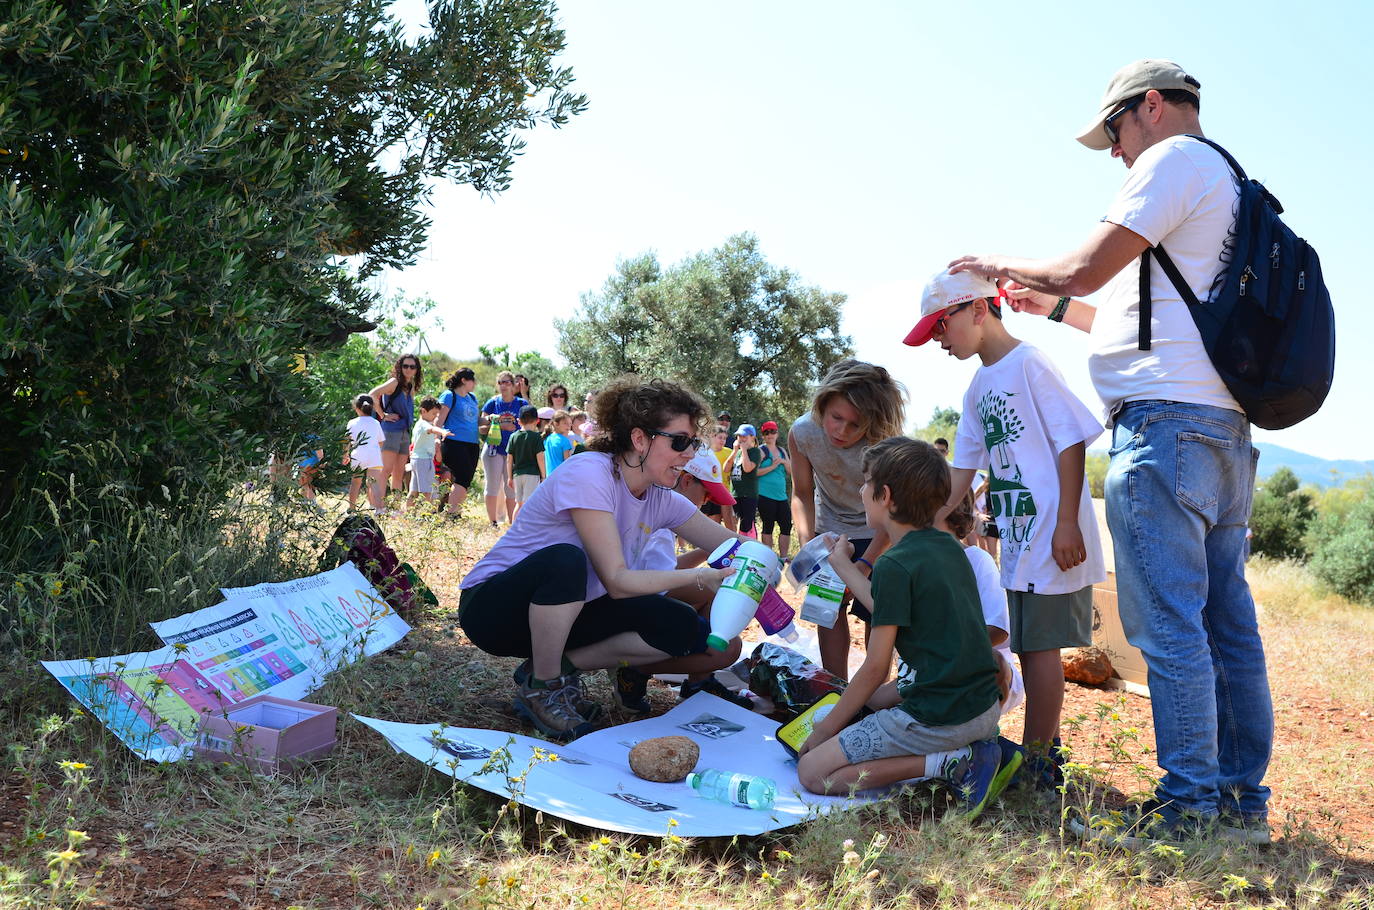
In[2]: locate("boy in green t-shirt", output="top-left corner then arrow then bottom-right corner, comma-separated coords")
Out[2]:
505,405 -> 545,521
797,438 -> 1019,817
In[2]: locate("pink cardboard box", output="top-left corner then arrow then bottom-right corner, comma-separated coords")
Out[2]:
195,695 -> 338,772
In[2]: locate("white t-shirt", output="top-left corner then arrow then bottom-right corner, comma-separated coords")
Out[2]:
460,452 -> 697,602
1091,135 -> 1242,422
964,544 -> 1025,716
953,343 -> 1106,595
347,415 -> 384,470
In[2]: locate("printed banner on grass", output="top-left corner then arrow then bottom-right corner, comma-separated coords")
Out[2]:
42,564 -> 409,761
355,692 -> 882,838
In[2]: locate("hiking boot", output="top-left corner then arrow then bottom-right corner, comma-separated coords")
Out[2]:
611,666 -> 653,714
1068,800 -> 1224,851
679,676 -> 755,711
511,674 -> 595,741
512,660 -> 603,721
945,738 -> 1010,820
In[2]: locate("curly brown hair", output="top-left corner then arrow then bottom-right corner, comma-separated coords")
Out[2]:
945,485 -> 977,540
391,354 -> 422,395
587,376 -> 710,456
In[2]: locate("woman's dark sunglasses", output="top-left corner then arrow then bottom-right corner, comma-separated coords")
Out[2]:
646,429 -> 703,452
1103,95 -> 1144,145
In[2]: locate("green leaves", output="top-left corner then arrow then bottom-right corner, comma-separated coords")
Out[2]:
0,0 -> 584,508
557,234 -> 853,425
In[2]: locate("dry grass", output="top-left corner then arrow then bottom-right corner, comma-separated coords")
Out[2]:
3,503 -> 1374,909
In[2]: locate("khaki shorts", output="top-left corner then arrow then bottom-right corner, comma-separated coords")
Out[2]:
838,700 -> 1000,764
512,473 -> 541,503
1007,585 -> 1093,653
408,458 -> 435,494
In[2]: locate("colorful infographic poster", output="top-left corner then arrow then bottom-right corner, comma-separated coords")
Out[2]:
42,564 -> 409,761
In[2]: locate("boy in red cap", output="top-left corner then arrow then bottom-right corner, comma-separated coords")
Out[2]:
906,268 -> 1106,789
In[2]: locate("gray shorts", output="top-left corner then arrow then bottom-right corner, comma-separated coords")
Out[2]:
512,473 -> 541,502
408,458 -> 435,494
482,451 -> 511,497
380,431 -> 410,454
838,700 -> 1000,764
1007,585 -> 1093,653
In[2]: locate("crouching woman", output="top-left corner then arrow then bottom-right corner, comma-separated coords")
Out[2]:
458,376 -> 744,739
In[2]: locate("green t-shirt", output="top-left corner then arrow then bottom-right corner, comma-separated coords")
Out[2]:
870,527 -> 1000,727
730,445 -> 761,498
507,428 -> 544,476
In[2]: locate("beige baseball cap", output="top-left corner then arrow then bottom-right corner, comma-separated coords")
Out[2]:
1076,59 -> 1201,150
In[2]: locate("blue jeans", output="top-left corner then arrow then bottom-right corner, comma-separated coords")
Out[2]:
1105,400 -> 1272,820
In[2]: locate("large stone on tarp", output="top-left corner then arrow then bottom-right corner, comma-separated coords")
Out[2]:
628,736 -> 700,783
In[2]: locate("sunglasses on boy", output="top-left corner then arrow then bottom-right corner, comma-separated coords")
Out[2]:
645,429 -> 703,452
932,301 -> 974,336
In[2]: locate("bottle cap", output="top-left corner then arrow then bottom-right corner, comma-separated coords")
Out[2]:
705,634 -> 730,652
778,623 -> 799,643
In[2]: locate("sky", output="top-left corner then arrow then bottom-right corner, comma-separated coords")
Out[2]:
379,0 -> 1372,461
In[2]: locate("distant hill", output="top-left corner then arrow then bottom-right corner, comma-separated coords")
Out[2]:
1253,442 -> 1373,488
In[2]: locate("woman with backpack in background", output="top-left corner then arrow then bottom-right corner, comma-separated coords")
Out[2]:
437,367 -> 482,517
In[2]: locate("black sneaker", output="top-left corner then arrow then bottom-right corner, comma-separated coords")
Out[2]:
678,676 -> 754,710
512,660 -> 603,721
611,666 -> 652,714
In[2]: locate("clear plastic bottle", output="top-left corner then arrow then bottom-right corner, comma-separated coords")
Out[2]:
686,768 -> 777,810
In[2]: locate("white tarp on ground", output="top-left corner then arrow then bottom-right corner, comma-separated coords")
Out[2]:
42,564 -> 409,761
355,691 -> 885,838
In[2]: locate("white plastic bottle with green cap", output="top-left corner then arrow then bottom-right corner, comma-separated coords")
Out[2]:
704,538 -> 781,651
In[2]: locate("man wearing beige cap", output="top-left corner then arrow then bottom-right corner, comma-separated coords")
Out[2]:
947,60 -> 1272,849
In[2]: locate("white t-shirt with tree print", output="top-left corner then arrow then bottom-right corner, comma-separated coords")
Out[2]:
953,343 -> 1106,595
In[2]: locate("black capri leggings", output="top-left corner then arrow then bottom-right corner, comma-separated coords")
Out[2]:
458,543 -> 702,659
758,496 -> 792,536
441,439 -> 481,488
734,496 -> 759,535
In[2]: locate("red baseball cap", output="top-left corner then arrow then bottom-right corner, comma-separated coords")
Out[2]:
760,420 -> 779,432
903,270 -> 1002,346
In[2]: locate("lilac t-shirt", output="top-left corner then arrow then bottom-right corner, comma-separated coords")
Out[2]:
459,452 -> 698,602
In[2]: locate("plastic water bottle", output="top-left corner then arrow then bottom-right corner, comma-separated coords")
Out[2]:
704,539 -> 781,651
687,768 -> 777,810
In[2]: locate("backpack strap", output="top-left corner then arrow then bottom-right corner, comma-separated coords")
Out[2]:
1138,244 -> 1202,351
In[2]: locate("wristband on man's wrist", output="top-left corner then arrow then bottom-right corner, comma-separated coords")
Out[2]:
855,556 -> 874,570
1048,296 -> 1071,322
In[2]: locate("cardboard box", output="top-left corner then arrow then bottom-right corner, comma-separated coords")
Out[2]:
195,695 -> 338,772
1091,572 -> 1151,696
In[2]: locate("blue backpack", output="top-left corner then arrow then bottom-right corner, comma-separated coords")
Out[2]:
1138,136 -> 1335,430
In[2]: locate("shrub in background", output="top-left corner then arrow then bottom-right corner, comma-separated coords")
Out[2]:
1307,495 -> 1374,606
1248,467 -> 1316,560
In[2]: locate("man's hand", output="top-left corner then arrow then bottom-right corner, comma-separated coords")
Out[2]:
947,255 -> 1003,281
1052,519 -> 1086,571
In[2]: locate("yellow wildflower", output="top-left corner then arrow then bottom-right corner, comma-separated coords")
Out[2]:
52,849 -> 80,864
50,580 -> 64,597
58,761 -> 89,771
425,849 -> 441,868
